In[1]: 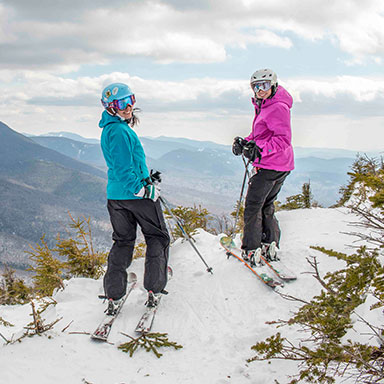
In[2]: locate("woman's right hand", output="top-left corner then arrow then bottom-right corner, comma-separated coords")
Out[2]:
232,136 -> 247,156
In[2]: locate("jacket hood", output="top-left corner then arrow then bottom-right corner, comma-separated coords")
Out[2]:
99,110 -> 121,129
252,85 -> 293,110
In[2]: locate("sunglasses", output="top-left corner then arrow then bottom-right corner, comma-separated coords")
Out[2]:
252,81 -> 272,93
111,94 -> 136,110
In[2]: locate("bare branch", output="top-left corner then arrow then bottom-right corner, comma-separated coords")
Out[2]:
0,332 -> 9,343
61,320 -> 74,333
276,290 -> 310,305
353,311 -> 384,344
306,256 -> 336,294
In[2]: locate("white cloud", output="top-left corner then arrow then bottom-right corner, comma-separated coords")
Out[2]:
5,102 -> 384,153
243,29 -> 293,49
285,76 -> 383,102
126,33 -> 227,64
2,70 -> 384,112
0,4 -> 17,44
2,1 -> 383,152
4,0 -> 383,68
0,71 -> 384,152
81,3 -> 292,63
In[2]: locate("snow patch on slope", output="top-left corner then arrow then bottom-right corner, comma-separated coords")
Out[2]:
0,208 -> 371,384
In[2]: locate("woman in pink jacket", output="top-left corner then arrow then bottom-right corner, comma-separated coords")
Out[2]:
232,68 -> 294,265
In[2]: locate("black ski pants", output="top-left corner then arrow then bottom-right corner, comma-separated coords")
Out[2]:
104,199 -> 170,300
241,169 -> 290,252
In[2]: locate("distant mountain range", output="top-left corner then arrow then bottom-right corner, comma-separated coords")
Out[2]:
0,122 -> 110,270
32,131 -> 100,144
29,131 -> 368,209
2,124 -> 377,271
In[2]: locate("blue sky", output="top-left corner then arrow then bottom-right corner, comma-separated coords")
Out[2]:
1,0 -> 384,151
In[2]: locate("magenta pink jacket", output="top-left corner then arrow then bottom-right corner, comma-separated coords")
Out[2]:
245,85 -> 294,172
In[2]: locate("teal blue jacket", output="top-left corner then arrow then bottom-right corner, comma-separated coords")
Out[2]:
99,111 -> 149,200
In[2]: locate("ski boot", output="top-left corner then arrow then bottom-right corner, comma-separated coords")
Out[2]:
262,241 -> 279,261
106,298 -> 123,316
242,248 -> 262,266
241,249 -> 251,262
145,291 -> 161,308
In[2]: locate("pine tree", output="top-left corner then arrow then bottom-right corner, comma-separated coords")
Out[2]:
337,155 -> 384,248
27,213 -> 108,297
301,181 -> 313,209
164,204 -> 211,240
279,193 -> 304,210
0,267 -> 32,305
336,154 -> 381,207
27,236 -> 66,297
280,181 -> 316,210
133,242 -> 146,259
230,200 -> 245,234
248,247 -> 384,383
56,214 -> 107,279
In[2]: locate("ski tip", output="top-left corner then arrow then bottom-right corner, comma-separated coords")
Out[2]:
273,284 -> 284,293
220,236 -> 236,249
262,277 -> 284,290
90,334 -> 108,342
280,276 -> 297,281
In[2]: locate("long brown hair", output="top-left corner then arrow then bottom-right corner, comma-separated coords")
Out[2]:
129,108 -> 141,127
105,107 -> 141,127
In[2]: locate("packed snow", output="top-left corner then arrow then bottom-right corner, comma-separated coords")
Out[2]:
0,207 -> 379,384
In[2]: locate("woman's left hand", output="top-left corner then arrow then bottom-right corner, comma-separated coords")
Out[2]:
243,140 -> 262,163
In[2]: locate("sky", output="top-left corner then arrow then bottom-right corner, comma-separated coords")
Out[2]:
0,0 -> 384,151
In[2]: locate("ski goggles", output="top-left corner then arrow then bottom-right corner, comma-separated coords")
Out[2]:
111,94 -> 136,110
252,81 -> 272,93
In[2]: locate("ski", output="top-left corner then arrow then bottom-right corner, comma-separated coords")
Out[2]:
91,272 -> 137,341
259,255 -> 297,281
220,237 -> 284,290
220,236 -> 296,282
135,266 -> 173,334
135,294 -> 162,334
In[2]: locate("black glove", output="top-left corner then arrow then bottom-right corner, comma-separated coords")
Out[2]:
232,136 -> 247,156
150,169 -> 162,184
242,140 -> 262,163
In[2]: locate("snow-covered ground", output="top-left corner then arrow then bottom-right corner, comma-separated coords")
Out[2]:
0,208 -> 377,384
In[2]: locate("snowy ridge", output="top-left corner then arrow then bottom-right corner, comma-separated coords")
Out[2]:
0,208 -> 377,384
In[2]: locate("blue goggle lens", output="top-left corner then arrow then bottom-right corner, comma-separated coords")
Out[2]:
112,95 -> 136,110
253,81 -> 272,92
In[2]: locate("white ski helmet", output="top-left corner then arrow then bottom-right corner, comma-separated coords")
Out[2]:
250,68 -> 278,86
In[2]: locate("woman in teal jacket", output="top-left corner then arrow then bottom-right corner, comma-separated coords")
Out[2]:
99,83 -> 170,313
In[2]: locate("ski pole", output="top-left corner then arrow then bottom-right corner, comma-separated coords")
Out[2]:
232,157 -> 251,238
158,196 -> 213,275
